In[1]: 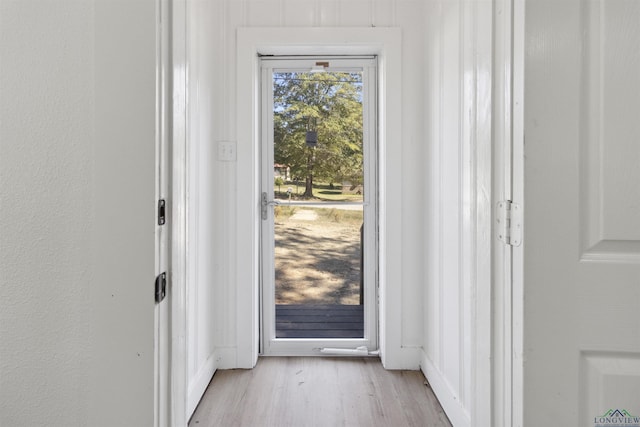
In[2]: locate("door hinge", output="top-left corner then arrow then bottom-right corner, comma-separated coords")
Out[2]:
155,272 -> 167,303
158,199 -> 166,225
497,200 -> 522,247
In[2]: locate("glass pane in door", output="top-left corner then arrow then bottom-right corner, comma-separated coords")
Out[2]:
272,70 -> 365,339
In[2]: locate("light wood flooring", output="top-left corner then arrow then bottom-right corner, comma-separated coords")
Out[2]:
189,357 -> 452,427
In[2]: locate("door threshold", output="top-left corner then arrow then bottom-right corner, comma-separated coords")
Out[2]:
320,346 -> 379,356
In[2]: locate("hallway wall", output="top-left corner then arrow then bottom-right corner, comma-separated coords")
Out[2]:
187,0 -> 428,384
420,1 -> 493,426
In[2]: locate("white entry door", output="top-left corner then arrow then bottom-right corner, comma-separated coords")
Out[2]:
519,1 -> 640,425
260,57 -> 378,356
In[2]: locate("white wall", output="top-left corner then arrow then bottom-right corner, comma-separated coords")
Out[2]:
0,1 -> 158,425
420,1 -> 493,426
187,0 -> 429,373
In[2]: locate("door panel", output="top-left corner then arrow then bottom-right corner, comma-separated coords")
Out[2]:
522,1 -> 640,425
577,2 -> 640,421
581,0 -> 640,260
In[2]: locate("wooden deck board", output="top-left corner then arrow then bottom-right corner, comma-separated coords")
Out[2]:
276,304 -> 364,338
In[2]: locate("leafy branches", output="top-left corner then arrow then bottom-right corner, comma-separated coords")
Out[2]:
273,72 -> 363,197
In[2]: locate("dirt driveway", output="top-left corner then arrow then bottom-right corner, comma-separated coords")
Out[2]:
274,208 -> 362,305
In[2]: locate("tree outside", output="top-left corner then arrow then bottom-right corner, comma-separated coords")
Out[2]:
273,71 -> 363,198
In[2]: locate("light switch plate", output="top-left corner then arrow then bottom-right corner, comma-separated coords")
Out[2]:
218,141 -> 236,162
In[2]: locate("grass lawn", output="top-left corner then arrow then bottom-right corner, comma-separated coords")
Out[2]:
274,181 -> 363,202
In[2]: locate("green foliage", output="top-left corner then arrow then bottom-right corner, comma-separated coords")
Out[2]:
274,177 -> 284,192
273,72 -> 364,197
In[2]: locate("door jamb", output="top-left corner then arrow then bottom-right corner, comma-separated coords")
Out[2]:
511,0 -> 525,424
492,0 -> 524,426
167,0 -> 188,424
155,0 -> 172,425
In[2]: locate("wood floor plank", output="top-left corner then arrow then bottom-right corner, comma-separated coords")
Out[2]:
189,357 -> 452,427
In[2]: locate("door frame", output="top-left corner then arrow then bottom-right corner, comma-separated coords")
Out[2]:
236,27 -> 408,368
491,0 -> 525,425
155,0 -> 172,426
166,0 -> 188,424
259,56 -> 378,356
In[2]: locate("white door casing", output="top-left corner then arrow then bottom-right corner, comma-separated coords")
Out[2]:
517,1 -> 640,425
169,0 -> 189,424
236,27 -> 406,368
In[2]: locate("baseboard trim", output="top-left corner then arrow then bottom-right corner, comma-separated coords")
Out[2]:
187,354 -> 217,418
215,346 -> 239,369
420,350 -> 470,427
381,346 -> 421,370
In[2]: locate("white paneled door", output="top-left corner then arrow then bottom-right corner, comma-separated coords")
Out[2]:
260,57 -> 378,356
520,1 -> 640,425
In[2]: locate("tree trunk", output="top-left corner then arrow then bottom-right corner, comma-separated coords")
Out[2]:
303,174 -> 313,198
303,149 -> 314,198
